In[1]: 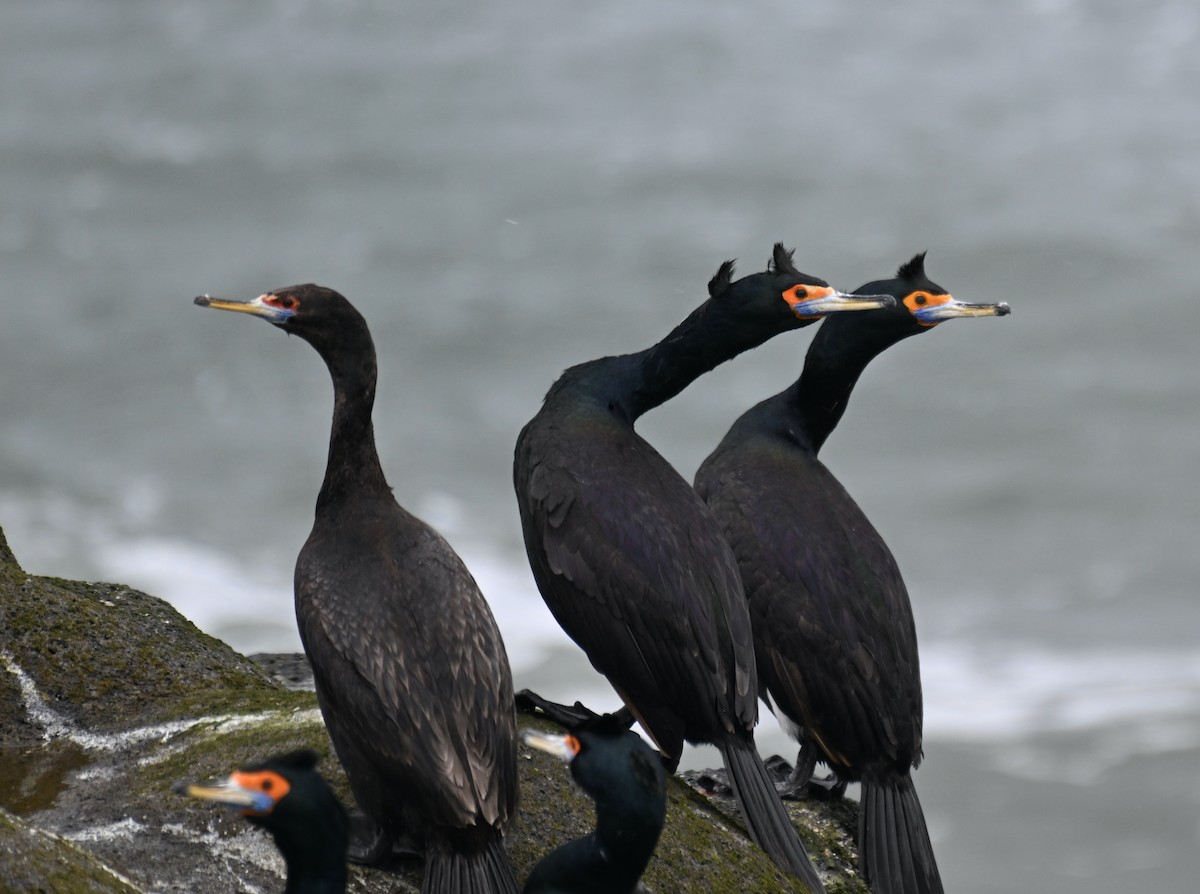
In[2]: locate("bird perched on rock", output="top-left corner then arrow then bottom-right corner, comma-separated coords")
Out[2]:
177,749 -> 348,894
195,286 -> 519,894
513,245 -> 893,891
695,253 -> 1009,894
522,715 -> 666,894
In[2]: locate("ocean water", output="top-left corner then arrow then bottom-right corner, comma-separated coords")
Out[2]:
2,2 -> 1198,892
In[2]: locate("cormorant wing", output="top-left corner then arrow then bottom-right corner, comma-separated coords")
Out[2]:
518,427 -> 757,750
296,505 -> 517,830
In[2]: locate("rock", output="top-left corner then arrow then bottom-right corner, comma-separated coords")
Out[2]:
0,525 -> 866,893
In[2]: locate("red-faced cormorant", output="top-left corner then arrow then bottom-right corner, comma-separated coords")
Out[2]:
694,254 -> 1009,894
176,749 -> 348,894
195,287 -> 519,894
513,245 -> 893,891
521,715 -> 667,894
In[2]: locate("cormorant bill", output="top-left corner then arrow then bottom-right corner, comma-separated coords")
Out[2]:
521,716 -> 667,894
513,244 -> 894,891
176,749 -> 349,894
694,253 -> 1010,894
194,287 -> 520,894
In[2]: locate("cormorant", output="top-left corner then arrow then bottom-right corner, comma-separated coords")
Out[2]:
195,287 -> 519,894
176,749 -> 349,894
513,244 -> 893,891
521,716 -> 666,894
694,254 -> 1009,894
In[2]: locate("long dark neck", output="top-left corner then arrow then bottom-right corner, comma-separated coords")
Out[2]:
284,849 -> 350,892
283,859 -> 346,894
535,802 -> 659,893
785,318 -> 916,454
312,334 -> 391,513
592,794 -> 662,879
612,298 -> 793,421
276,833 -> 347,894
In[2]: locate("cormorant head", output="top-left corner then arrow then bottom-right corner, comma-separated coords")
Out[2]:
521,714 -> 667,817
703,243 -> 894,335
175,749 -> 349,871
194,284 -> 371,360
851,252 -> 1011,332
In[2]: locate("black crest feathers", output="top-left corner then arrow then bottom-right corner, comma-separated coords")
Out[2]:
248,749 -> 321,773
896,252 -> 928,282
708,260 -> 736,297
769,243 -> 800,276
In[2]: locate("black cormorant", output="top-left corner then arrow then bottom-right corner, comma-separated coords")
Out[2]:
195,287 -> 519,894
521,716 -> 666,894
513,245 -> 893,891
694,254 -> 1009,894
176,749 -> 348,894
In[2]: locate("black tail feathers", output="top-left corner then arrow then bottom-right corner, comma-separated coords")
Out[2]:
422,833 -> 519,894
719,736 -> 825,893
860,775 -> 943,894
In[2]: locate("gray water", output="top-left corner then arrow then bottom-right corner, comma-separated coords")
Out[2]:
2,2 -> 1198,891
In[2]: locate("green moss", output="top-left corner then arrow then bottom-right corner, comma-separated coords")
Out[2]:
0,525 -> 863,893
0,558 -> 281,745
0,809 -> 142,894
511,714 -> 865,894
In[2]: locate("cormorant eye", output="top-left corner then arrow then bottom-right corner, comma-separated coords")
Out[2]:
261,778 -> 273,791
914,294 -> 927,306
273,296 -> 296,310
793,288 -> 807,299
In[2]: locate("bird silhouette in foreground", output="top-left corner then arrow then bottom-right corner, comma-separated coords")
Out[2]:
195,287 -> 519,894
176,749 -> 348,894
521,715 -> 667,894
694,253 -> 1010,894
513,244 -> 894,891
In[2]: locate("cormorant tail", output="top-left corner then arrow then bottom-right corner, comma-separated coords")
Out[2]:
718,736 -> 825,893
860,775 -> 943,894
422,834 -> 519,894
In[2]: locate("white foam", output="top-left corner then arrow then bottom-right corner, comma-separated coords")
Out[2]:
922,639 -> 1200,741
5,487 -> 1199,766
92,536 -> 300,654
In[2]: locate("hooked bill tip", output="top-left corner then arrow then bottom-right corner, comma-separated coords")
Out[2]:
193,295 -> 212,307
996,302 -> 1012,316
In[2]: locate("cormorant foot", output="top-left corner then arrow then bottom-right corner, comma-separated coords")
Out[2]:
346,812 -> 418,867
804,772 -> 848,801
515,689 -> 634,728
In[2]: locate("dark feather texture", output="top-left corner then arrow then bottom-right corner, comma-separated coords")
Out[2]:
770,242 -> 801,276
515,247 -> 832,889
708,259 -> 736,297
895,251 -> 927,283
693,257 -> 1008,894
199,284 -> 519,894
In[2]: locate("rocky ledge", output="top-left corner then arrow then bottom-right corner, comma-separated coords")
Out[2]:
0,525 -> 865,893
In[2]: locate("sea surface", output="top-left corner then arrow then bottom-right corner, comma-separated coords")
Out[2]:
2,2 -> 1198,892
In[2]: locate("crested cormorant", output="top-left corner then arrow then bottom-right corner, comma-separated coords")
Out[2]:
521,716 -> 666,894
513,244 -> 893,891
195,287 -> 519,894
694,254 -> 1009,894
176,749 -> 349,894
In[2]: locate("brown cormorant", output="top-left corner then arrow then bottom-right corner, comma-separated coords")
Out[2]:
694,254 -> 1009,894
521,715 -> 666,894
176,749 -> 348,894
513,244 -> 893,891
195,287 -> 519,894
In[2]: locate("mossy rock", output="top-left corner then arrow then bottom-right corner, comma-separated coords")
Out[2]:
0,524 -> 866,892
